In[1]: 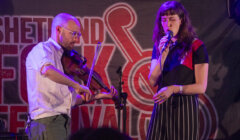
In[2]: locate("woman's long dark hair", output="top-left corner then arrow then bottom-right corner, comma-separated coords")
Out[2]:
153,1 -> 197,58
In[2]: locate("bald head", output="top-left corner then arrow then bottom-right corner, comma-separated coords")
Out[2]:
51,13 -> 80,37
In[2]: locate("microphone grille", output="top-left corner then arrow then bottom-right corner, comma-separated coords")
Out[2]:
167,30 -> 173,37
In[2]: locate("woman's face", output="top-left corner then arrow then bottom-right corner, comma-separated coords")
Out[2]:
161,14 -> 181,37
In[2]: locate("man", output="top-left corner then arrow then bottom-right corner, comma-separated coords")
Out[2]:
25,13 -> 117,140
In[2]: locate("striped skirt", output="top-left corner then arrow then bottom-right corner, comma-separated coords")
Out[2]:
146,95 -> 199,140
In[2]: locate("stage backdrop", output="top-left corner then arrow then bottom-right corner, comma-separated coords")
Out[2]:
0,0 -> 240,139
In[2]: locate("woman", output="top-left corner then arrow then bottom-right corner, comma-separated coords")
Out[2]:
147,1 -> 209,140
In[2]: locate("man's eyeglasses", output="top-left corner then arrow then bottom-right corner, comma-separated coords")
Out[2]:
61,26 -> 81,38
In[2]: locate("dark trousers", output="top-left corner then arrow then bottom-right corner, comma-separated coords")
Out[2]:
146,95 -> 199,140
26,114 -> 70,140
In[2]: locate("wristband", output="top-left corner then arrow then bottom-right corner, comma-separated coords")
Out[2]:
179,86 -> 183,94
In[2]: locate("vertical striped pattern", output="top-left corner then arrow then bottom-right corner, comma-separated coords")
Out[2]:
146,95 -> 199,140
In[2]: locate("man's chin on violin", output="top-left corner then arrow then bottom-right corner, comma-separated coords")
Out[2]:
74,86 -> 118,105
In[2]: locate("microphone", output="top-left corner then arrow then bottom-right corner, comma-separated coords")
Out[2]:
161,30 -> 173,54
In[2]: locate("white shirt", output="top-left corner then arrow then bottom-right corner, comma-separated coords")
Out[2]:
26,38 -> 77,120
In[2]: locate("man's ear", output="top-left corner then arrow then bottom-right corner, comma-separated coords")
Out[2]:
56,25 -> 61,32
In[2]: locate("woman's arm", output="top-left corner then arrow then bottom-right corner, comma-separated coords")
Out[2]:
148,47 -> 169,86
153,63 -> 209,104
148,59 -> 162,87
179,63 -> 209,94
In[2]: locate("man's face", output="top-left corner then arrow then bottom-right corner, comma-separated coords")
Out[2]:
161,14 -> 181,37
58,20 -> 81,50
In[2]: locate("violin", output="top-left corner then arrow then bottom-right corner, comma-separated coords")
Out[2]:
61,48 -> 122,109
61,49 -> 110,92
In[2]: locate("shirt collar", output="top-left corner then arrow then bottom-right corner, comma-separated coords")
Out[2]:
48,38 -> 64,54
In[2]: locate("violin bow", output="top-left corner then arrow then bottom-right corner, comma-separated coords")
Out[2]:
85,42 -> 122,109
86,42 -> 101,88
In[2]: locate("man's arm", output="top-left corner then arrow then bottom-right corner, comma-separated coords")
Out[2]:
41,64 -> 92,99
93,86 -> 118,100
73,86 -> 118,106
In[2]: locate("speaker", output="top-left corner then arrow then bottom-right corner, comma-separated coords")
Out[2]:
227,0 -> 240,24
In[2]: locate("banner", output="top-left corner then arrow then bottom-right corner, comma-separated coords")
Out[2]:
1,0 -> 240,139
